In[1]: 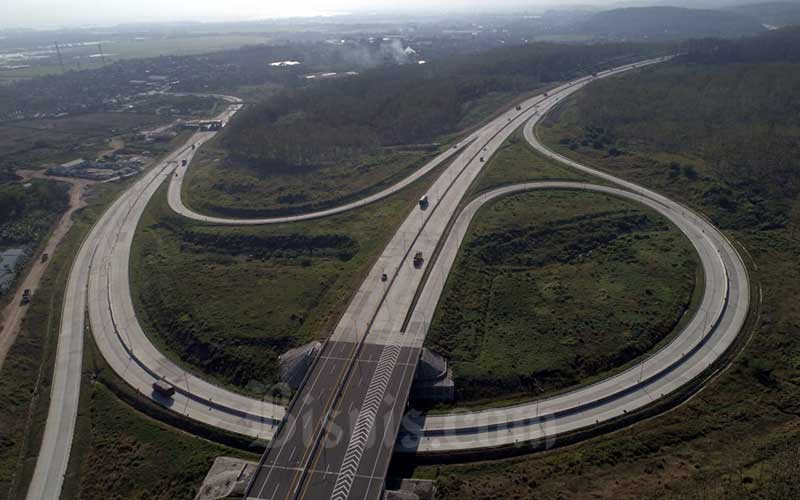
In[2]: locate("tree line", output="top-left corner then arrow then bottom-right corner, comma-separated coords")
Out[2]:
0,180 -> 69,247
222,42 -> 665,172
574,31 -> 800,229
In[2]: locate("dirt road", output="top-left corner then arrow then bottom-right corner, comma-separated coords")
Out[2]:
0,171 -> 92,371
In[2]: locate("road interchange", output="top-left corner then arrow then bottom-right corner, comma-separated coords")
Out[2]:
25,54 -> 751,500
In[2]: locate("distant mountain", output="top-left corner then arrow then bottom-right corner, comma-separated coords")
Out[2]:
727,1 -> 800,28
582,6 -> 766,40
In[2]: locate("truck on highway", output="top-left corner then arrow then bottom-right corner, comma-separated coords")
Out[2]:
181,159 -> 187,167
413,252 -> 424,268
419,195 -> 429,209
152,379 -> 176,398
20,289 -> 31,305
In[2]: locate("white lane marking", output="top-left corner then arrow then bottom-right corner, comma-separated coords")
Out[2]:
266,481 -> 279,500
330,345 -> 400,500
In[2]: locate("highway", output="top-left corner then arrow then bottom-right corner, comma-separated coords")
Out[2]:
25,53 -> 752,500
242,57 -> 682,499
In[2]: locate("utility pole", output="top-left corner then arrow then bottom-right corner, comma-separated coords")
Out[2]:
98,42 -> 106,66
54,41 -> 65,73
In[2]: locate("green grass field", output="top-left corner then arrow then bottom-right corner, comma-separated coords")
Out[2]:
182,87 -> 554,219
64,337 -> 255,500
467,128 -> 587,196
426,189 -> 698,406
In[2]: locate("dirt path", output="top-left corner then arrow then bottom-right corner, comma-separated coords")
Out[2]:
0,171 -> 93,371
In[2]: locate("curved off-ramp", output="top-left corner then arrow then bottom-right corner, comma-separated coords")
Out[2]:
397,179 -> 748,452
168,136 -> 475,225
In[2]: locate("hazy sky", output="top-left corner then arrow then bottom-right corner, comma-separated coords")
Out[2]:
3,0 -> 622,29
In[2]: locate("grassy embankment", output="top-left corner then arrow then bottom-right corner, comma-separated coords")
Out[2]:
418,61 -> 800,499
131,154 -> 452,396
62,312 -> 256,500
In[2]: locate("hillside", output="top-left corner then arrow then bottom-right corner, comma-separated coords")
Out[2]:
221,42 -> 655,175
728,1 -> 800,28
582,6 -> 766,40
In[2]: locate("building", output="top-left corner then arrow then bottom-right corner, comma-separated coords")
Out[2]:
60,158 -> 88,170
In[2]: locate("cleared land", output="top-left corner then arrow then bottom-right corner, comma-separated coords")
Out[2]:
426,189 -> 699,405
417,61 -> 800,499
132,162 -> 443,394
0,112 -> 172,182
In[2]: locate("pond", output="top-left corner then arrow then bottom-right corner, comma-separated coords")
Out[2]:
0,247 -> 26,293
